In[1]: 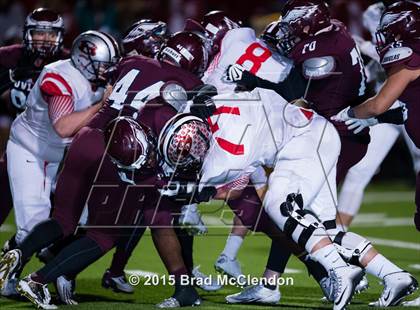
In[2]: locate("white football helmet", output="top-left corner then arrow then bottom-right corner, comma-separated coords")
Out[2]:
71,30 -> 121,85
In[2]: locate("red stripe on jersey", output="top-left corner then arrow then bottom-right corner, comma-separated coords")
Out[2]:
215,137 -> 244,155
213,106 -> 240,115
300,108 -> 314,120
47,95 -> 74,124
41,72 -> 73,96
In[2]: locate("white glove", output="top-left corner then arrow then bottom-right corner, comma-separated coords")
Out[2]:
179,204 -> 208,236
345,117 -> 378,134
331,107 -> 352,122
223,64 -> 245,83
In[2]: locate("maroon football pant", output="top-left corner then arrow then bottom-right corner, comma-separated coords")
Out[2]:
336,134 -> 370,184
0,154 -> 13,226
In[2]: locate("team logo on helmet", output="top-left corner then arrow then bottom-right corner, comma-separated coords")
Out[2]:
381,11 -> 412,27
79,40 -> 97,56
283,5 -> 319,23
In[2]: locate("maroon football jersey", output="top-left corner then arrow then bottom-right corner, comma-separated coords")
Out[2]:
289,20 -> 368,136
89,55 -> 203,133
380,39 -> 420,148
0,44 -> 70,114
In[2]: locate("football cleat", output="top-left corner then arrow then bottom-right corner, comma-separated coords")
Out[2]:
368,272 -> 418,307
214,254 -> 243,280
1,276 -> 18,297
191,266 -> 222,291
0,249 -> 21,291
329,265 -> 364,310
16,275 -> 57,309
55,275 -> 77,305
179,204 -> 208,235
225,284 -> 281,304
320,274 -> 369,303
402,296 -> 420,307
101,269 -> 134,294
156,285 -> 201,308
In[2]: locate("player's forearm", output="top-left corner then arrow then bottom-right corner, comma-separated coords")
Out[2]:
53,103 -> 102,138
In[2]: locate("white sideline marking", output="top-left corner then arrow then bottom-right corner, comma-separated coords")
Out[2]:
352,213 -> 413,227
409,264 -> 420,270
366,237 -> 420,250
125,269 -> 159,277
284,268 -> 302,274
363,191 -> 413,203
0,224 -> 13,232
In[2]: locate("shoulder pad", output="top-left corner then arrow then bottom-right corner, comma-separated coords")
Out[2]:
302,56 -> 336,79
381,47 -> 413,66
160,82 -> 188,112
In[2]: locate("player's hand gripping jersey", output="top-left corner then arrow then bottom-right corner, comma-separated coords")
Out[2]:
199,88 -> 323,192
203,28 -> 293,93
9,59 -> 98,162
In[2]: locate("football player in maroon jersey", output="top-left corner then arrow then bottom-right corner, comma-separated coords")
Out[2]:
333,1 -> 420,233
0,31 -> 212,309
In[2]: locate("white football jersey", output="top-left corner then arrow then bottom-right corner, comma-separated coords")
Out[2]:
10,59 -> 96,162
202,27 -> 293,94
199,88 -> 320,191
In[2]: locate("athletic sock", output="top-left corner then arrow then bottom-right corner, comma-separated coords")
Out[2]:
311,244 -> 347,270
18,219 -> 63,261
37,236 -> 103,284
266,239 -> 292,274
365,254 -> 403,279
222,234 -> 243,260
302,256 -> 328,282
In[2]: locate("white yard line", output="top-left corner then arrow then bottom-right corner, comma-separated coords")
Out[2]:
363,191 -> 414,203
125,269 -> 159,277
366,237 -> 420,250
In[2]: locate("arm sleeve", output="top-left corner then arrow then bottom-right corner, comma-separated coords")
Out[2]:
237,67 -> 306,101
47,95 -> 74,124
376,106 -> 406,125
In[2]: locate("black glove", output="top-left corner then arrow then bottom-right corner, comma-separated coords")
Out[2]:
377,106 -> 408,125
159,180 -> 216,203
190,84 -> 217,119
224,64 -> 259,90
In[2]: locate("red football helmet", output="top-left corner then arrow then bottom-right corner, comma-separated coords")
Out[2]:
200,11 -> 241,57
24,8 -> 64,58
105,117 -> 157,171
158,113 -> 211,171
158,31 -> 209,76
277,0 -> 331,54
122,19 -> 168,58
376,1 -> 420,52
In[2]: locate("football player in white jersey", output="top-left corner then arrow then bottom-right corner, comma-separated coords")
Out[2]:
336,0 -> 420,231
6,30 -> 120,245
165,85 -> 418,308
183,11 -> 308,283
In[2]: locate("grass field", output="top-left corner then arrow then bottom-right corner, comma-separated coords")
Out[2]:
0,182 -> 419,310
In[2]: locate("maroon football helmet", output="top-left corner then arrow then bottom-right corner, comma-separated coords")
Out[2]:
200,11 -> 241,57
105,117 -> 157,171
122,19 -> 167,58
158,113 -> 211,172
277,0 -> 331,54
376,1 -> 420,52
158,31 -> 209,76
24,8 -> 64,57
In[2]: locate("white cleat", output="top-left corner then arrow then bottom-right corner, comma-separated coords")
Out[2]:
1,276 -> 18,297
226,284 -> 280,304
355,276 -> 369,294
55,275 -> 78,305
369,272 -> 418,307
17,276 -> 57,309
0,249 -> 21,291
402,296 -> 420,307
179,204 -> 208,235
214,254 -> 243,280
102,270 -> 134,294
330,265 -> 364,310
191,266 -> 222,291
